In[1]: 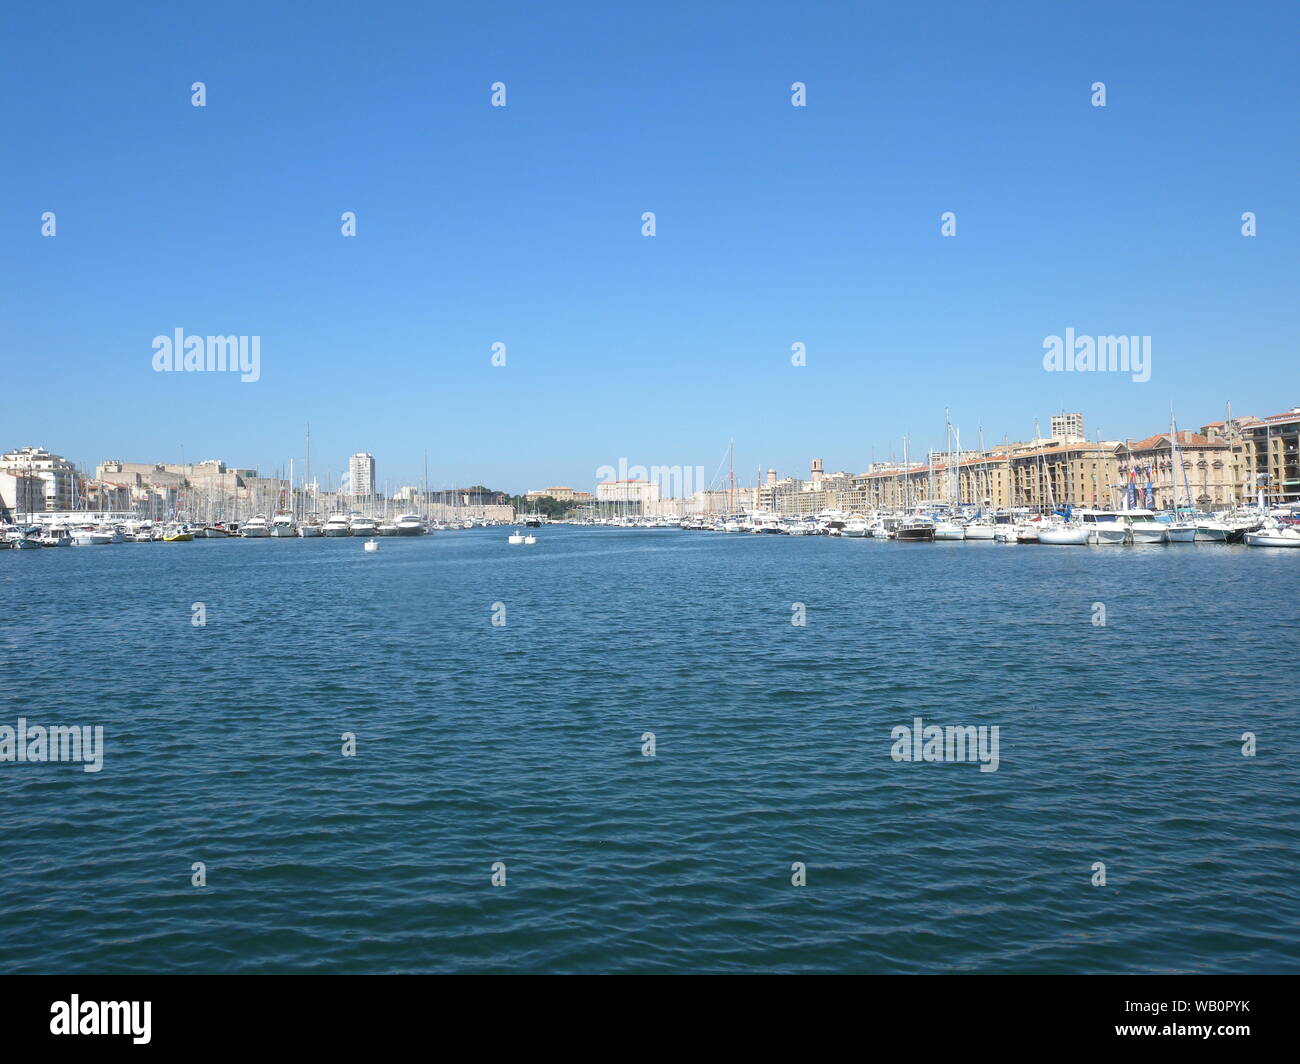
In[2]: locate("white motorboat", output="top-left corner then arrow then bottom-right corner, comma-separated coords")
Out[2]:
1194,518 -> 1229,542
1015,522 -> 1041,543
841,516 -> 871,538
1244,521 -> 1300,548
963,522 -> 995,540
507,530 -> 525,544
270,514 -> 297,537
1078,510 -> 1129,544
523,534 -> 537,544
242,514 -> 272,538
323,514 -> 352,537
1163,522 -> 1198,543
72,526 -> 113,546
349,515 -> 378,536
376,520 -> 399,536
40,526 -> 73,547
363,538 -> 380,552
298,520 -> 322,537
395,513 -> 425,536
933,521 -> 966,541
1124,510 -> 1167,544
8,528 -> 42,549
1037,524 -> 1091,545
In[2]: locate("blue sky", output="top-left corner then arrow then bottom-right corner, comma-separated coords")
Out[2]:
3,0 -> 1297,493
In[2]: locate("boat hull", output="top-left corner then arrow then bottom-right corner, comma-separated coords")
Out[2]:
1091,527 -> 1129,544
1130,527 -> 1168,544
1245,531 -> 1300,547
1038,527 -> 1090,545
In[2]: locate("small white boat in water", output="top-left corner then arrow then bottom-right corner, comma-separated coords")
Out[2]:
1079,510 -> 1129,544
72,526 -> 114,546
363,538 -> 380,552
841,516 -> 871,538
1244,521 -> 1300,548
1123,510 -> 1168,544
1037,523 -> 1091,545
323,514 -> 352,537
270,513 -> 297,537
523,534 -> 537,544
507,530 -> 525,544
241,514 -> 272,538
396,513 -> 425,536
349,515 -> 378,536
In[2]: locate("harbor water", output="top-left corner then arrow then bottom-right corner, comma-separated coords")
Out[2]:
1,527 -> 1297,973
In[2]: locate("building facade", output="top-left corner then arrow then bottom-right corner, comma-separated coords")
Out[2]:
348,453 -> 376,500
0,447 -> 78,511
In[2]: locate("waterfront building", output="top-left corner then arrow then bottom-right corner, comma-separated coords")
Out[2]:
1238,408 -> 1300,506
0,446 -> 78,511
349,453 -> 376,502
0,471 -> 45,520
526,486 -> 593,503
596,479 -> 660,505
1121,430 -> 1245,510
1050,412 -> 1085,442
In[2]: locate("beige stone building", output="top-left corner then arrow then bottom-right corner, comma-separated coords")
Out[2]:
1120,430 -> 1245,510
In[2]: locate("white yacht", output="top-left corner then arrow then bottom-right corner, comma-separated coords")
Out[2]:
1079,510 -> 1129,544
298,518 -> 323,537
751,511 -> 784,534
1124,510 -> 1168,544
323,514 -> 352,537
1161,516 -> 1198,543
375,519 -> 399,536
1037,522 -> 1091,545
841,516 -> 871,538
963,520 -> 995,540
349,515 -> 378,536
1194,516 -> 1229,542
241,514 -> 272,538
395,512 -> 426,535
270,514 -> 297,537
1244,520 -> 1300,548
72,526 -> 113,546
933,520 -> 966,541
507,529 -> 525,544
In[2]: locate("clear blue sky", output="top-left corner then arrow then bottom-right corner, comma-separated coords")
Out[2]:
3,0 -> 1297,493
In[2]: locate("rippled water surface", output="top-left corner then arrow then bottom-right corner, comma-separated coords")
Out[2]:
1,527 -> 1298,973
